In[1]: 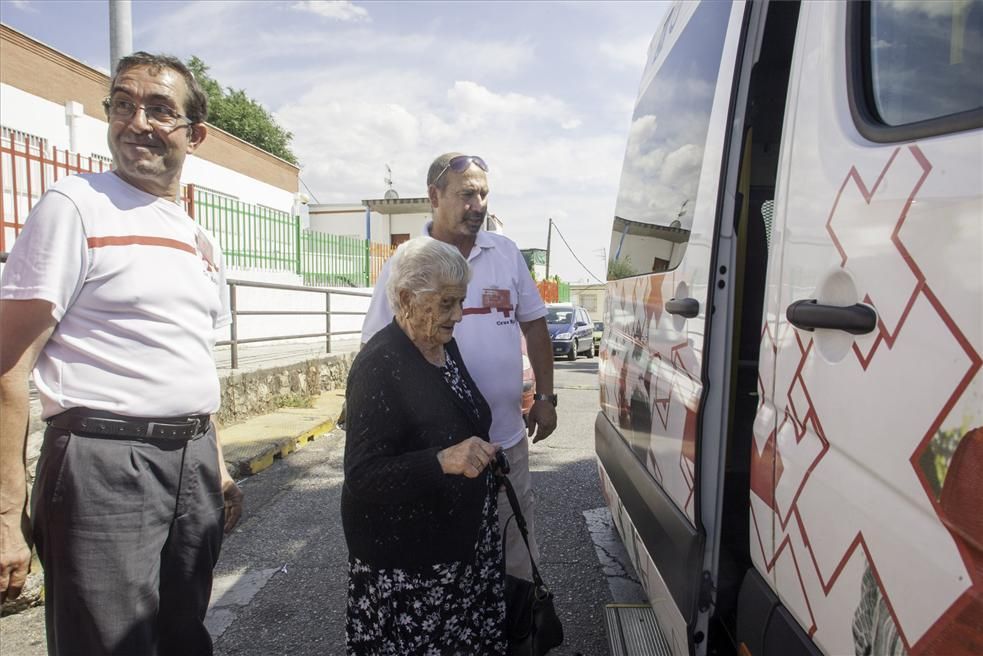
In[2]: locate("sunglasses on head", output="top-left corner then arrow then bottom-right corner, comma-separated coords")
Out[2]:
432,155 -> 489,185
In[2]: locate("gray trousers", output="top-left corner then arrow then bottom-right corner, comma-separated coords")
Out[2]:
498,437 -> 540,581
31,424 -> 225,656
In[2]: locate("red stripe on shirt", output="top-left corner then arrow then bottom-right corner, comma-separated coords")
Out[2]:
87,235 -> 196,255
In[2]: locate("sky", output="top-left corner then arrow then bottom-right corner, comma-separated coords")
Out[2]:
0,0 -> 669,282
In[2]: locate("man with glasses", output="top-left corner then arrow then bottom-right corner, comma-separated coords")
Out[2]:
0,52 -> 241,655
362,153 -> 557,582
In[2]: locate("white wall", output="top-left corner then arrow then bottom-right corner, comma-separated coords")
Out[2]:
390,212 -> 431,238
308,206 -> 432,243
571,288 -> 606,316
308,204 -> 374,239
0,83 -> 296,213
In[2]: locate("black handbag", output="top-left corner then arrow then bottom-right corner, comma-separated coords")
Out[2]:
497,471 -> 564,656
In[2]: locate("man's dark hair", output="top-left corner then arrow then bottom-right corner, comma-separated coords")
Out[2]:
110,52 -> 208,124
426,152 -> 464,192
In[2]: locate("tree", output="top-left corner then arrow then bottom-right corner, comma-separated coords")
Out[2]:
186,57 -> 298,165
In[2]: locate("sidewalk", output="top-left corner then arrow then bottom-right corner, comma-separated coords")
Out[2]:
219,389 -> 346,479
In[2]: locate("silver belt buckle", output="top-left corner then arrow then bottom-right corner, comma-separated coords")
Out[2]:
147,422 -> 187,438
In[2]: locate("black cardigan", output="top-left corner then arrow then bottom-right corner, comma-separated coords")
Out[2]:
341,320 -> 494,569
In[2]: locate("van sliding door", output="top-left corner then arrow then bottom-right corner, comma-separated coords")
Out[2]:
597,1 -> 749,652
755,2 -> 983,654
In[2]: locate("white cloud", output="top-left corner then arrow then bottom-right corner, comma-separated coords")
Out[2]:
292,0 -> 370,22
446,81 -> 581,130
598,33 -> 652,69
271,67 -> 624,262
882,0 -> 962,19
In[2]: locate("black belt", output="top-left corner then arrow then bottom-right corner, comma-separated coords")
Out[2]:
47,409 -> 210,440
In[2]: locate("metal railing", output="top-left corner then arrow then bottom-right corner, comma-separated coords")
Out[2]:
221,278 -> 372,369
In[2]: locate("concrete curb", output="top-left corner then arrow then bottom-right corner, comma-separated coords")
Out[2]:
219,390 -> 346,480
226,417 -> 336,479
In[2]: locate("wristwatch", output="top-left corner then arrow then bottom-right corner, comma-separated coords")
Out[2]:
532,393 -> 558,407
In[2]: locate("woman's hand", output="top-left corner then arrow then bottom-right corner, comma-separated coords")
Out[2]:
437,437 -> 499,478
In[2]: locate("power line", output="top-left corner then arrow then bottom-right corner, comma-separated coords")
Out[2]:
299,176 -> 321,204
549,220 -> 605,283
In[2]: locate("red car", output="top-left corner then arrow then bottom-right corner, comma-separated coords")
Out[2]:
521,335 -> 535,417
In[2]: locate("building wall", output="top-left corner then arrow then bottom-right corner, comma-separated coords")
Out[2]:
390,213 -> 431,239
570,284 -> 607,317
309,205 -> 383,240
0,24 -> 299,208
308,205 -> 431,244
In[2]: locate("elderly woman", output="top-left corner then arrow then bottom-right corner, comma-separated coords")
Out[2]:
342,236 -> 506,655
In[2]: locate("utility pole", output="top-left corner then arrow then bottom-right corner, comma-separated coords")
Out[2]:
594,247 -> 607,281
545,217 -> 553,280
109,0 -> 133,75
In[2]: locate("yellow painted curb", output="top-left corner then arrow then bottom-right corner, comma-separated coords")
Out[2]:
243,418 -> 337,476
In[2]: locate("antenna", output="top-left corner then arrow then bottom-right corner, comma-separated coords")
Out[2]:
383,164 -> 399,199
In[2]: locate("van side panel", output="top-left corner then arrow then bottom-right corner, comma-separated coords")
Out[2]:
753,3 -> 983,655
599,1 -> 749,652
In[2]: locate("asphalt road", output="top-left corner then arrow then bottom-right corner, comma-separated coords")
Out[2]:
0,357 -> 644,656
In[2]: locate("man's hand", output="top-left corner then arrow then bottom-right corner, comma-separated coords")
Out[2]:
0,507 -> 32,603
1,299 -> 56,603
527,400 -> 557,443
520,317 -> 555,443
221,477 -> 243,535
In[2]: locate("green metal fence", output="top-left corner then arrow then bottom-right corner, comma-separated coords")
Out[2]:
188,184 -> 394,287
192,186 -> 297,271
299,230 -> 369,287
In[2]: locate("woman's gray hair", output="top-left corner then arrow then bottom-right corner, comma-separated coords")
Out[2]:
386,237 -> 471,312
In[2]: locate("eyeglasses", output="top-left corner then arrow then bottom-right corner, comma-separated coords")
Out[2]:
102,97 -> 191,128
432,155 -> 489,185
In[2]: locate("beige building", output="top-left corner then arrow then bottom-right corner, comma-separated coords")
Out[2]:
570,283 -> 607,318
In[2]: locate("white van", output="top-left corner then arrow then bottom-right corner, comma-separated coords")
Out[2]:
596,2 -> 982,655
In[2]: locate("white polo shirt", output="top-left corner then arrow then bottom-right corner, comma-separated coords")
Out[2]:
362,224 -> 546,448
1,172 -> 231,419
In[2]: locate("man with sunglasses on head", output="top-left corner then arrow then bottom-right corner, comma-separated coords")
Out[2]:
0,52 -> 241,655
362,153 -> 557,583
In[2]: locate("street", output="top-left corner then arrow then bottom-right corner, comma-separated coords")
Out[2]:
0,358 -> 645,656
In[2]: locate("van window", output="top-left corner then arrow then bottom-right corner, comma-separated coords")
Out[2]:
608,1 -> 731,279
868,0 -> 983,125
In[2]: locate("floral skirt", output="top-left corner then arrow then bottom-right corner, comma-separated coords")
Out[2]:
345,477 -> 506,656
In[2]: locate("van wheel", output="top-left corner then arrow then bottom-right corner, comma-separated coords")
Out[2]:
568,341 -> 578,361
585,342 -> 594,358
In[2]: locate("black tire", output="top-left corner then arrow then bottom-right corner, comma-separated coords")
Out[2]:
585,340 -> 594,358
567,340 -> 578,361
